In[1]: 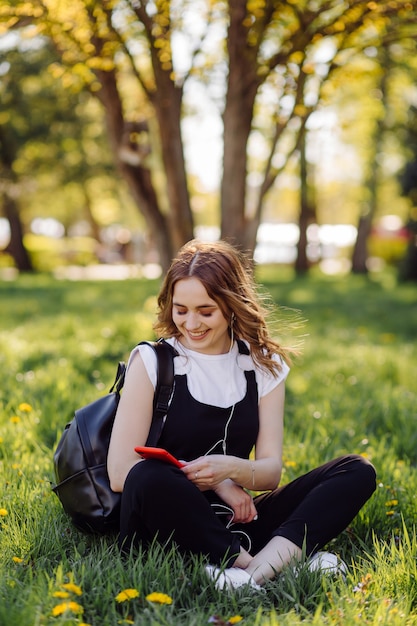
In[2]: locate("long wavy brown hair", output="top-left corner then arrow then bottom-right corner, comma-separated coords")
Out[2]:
154,239 -> 293,376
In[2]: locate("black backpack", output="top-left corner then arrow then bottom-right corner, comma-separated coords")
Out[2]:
52,339 -> 177,534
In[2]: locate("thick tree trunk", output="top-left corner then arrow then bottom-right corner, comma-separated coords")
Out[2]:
221,0 -> 260,252
3,192 -> 33,271
0,124 -> 33,272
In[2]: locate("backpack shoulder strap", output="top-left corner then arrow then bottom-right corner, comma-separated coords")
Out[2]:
109,361 -> 126,394
139,339 -> 178,446
236,338 -> 250,355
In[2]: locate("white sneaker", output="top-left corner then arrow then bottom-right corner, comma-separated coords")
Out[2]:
307,551 -> 347,577
205,565 -> 263,591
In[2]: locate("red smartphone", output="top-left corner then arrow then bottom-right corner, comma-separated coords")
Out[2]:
134,446 -> 185,468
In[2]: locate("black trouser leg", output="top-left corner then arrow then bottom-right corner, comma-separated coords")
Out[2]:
234,454 -> 376,555
119,459 -> 241,566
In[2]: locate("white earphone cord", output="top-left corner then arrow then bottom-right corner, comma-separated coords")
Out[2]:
204,403 -> 236,456
204,313 -> 238,457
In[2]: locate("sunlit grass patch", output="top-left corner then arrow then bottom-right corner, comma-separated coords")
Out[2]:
0,270 -> 416,625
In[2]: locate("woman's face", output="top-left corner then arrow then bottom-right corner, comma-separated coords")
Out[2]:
172,277 -> 230,354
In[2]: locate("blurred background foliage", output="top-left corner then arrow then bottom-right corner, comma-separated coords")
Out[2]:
0,0 -> 417,280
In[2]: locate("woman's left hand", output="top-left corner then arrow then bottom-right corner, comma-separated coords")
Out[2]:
182,455 -> 258,523
213,479 -> 257,523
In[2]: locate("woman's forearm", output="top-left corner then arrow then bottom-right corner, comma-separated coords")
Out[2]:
230,456 -> 282,491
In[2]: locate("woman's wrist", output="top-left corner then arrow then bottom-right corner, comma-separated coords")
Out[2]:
231,457 -> 256,490
249,459 -> 256,489
213,478 -> 234,496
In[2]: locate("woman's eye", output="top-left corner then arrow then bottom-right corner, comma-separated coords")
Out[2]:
174,307 -> 215,317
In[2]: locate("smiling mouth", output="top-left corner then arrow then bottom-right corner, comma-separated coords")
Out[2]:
187,329 -> 208,339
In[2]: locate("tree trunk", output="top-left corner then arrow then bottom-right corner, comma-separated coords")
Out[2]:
352,212 -> 373,273
95,68 -> 174,272
82,186 -> 101,242
120,162 -> 174,272
151,77 -> 194,252
221,0 -> 260,252
295,129 -> 315,275
126,0 -> 194,256
3,191 -> 33,271
351,47 -> 389,274
0,124 -> 33,272
399,219 -> 417,281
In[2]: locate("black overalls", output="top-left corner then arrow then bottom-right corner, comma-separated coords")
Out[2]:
119,344 -> 376,566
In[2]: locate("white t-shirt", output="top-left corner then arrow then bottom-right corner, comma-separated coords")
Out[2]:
128,338 -> 289,409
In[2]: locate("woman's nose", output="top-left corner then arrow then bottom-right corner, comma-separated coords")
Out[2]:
185,313 -> 200,329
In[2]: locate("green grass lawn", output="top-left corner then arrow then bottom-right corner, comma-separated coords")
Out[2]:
0,267 -> 416,625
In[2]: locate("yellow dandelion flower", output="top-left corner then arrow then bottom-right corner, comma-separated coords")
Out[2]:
12,557 -> 23,563
386,510 -> 395,516
62,582 -> 83,596
284,460 -> 297,468
18,403 -> 32,412
10,416 -> 20,424
52,604 -> 66,617
229,616 -> 243,624
51,601 -> 83,616
0,436 -> 3,444
115,588 -> 139,603
385,500 -> 398,507
53,591 -> 70,598
67,601 -> 83,614
146,592 -> 173,605
0,508 -> 8,517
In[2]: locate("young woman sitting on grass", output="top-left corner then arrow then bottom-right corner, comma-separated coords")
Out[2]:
107,239 -> 376,590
